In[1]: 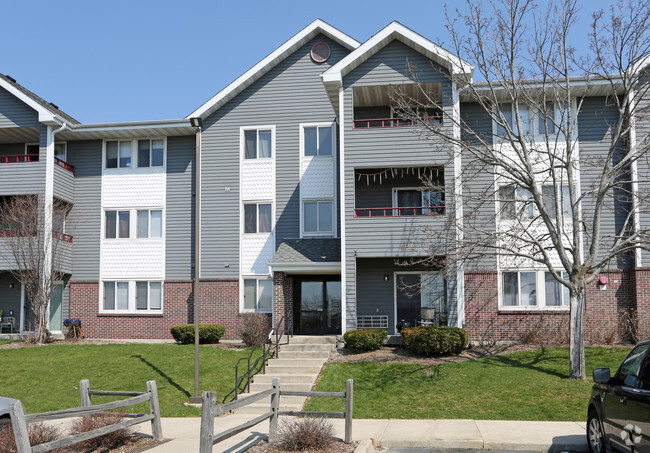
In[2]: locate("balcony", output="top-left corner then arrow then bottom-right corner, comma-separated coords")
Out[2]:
0,228 -> 73,243
355,205 -> 445,217
0,154 -> 74,173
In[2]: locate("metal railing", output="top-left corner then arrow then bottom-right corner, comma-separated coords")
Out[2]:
354,205 -> 446,217
0,229 -> 73,243
0,154 -> 74,173
353,116 -> 443,129
54,157 -> 75,173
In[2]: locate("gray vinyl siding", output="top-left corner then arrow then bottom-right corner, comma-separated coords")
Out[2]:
67,140 -> 102,280
200,35 -> 349,278
0,238 -> 18,270
0,272 -> 22,328
56,241 -> 73,274
578,96 -> 633,269
341,39 -> 456,331
53,164 -> 74,203
0,87 -> 39,128
166,135 -> 195,280
460,102 -> 497,270
0,140 -> 45,196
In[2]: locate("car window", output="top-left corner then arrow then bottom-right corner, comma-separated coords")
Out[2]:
639,354 -> 650,390
617,344 -> 650,387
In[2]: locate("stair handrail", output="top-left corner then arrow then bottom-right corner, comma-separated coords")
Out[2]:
274,315 -> 292,358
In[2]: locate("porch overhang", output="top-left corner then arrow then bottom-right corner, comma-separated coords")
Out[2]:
271,238 -> 341,275
270,261 -> 341,275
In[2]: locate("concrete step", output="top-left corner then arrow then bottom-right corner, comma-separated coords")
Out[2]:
249,382 -> 313,393
264,365 -> 322,374
279,344 -> 335,353
268,358 -> 327,367
290,335 -> 337,344
253,374 -> 317,384
277,350 -> 331,359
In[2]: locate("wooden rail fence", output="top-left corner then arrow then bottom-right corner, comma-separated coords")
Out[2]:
200,377 -> 353,452
9,379 -> 163,453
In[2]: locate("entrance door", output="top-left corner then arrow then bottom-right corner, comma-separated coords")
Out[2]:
396,273 -> 447,329
295,278 -> 341,335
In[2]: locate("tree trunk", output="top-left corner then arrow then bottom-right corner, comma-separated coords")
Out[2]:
569,287 -> 586,379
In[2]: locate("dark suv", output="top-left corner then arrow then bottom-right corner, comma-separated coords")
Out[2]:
588,339 -> 650,453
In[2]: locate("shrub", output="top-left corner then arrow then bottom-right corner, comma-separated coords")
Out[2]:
69,413 -> 133,451
343,328 -> 386,352
401,326 -> 469,356
170,324 -> 225,344
237,313 -> 269,347
0,420 -> 62,453
275,417 -> 335,451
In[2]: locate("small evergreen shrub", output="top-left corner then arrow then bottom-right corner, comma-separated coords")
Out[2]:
343,328 -> 387,352
170,324 -> 225,344
401,326 -> 469,356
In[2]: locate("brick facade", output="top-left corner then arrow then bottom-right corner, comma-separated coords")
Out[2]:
273,272 -> 294,335
463,269 -> 641,344
69,278 -> 245,340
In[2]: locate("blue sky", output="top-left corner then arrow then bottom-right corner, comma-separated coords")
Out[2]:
1,0 -> 616,123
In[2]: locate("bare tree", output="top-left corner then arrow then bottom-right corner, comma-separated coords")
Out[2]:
0,195 -> 72,342
392,0 -> 650,378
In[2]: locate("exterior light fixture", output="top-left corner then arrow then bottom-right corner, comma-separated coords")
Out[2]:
190,117 -> 203,128
598,275 -> 608,291
384,275 -> 389,282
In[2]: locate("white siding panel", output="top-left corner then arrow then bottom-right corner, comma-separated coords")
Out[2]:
241,160 -> 274,200
241,234 -> 274,275
103,172 -> 165,208
101,240 -> 165,279
300,157 -> 335,199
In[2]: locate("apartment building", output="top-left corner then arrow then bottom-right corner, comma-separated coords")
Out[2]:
0,20 -> 647,341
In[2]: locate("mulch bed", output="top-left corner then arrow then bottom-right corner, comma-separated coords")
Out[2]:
247,440 -> 357,453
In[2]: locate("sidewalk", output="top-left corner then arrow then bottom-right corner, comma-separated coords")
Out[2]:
137,416 -> 588,452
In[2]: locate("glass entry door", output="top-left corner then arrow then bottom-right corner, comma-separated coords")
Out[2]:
295,278 -> 341,335
396,273 -> 447,328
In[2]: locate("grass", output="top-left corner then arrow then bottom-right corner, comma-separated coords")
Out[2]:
0,340 -> 16,345
0,343 -> 261,417
304,347 -> 630,421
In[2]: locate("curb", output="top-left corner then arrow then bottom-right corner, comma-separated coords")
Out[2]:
355,439 -> 376,453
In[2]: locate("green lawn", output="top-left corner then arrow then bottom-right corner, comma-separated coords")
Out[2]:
0,340 -> 16,345
304,347 -> 630,421
0,343 -> 261,417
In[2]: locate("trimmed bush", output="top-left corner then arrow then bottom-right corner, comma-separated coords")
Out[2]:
343,328 -> 387,352
170,324 -> 225,344
401,326 -> 469,356
275,417 -> 335,451
238,313 -> 269,347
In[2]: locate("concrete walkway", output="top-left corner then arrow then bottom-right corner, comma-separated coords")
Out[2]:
136,416 -> 588,452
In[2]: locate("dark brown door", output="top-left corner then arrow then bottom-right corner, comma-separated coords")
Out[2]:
294,278 -> 341,335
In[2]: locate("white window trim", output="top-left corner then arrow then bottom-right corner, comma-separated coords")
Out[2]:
242,201 -> 273,235
498,269 -> 570,311
103,138 -> 167,171
493,102 -> 573,142
99,280 -> 164,314
240,276 -> 273,313
104,207 -> 165,240
299,122 -> 337,239
302,199 -> 335,237
240,126 -> 276,160
24,142 -> 39,156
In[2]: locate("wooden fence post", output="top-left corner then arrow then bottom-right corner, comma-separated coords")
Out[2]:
344,379 -> 353,443
9,401 -> 31,453
268,377 -> 280,443
79,379 -> 91,407
146,381 -> 164,442
200,391 -> 216,453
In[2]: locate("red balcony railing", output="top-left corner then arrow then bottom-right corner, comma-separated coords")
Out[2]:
0,229 -> 73,243
0,154 -> 39,163
354,206 -> 446,217
353,116 -> 443,129
0,154 -> 74,173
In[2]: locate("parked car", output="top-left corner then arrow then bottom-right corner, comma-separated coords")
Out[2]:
588,339 -> 650,453
0,396 -> 20,420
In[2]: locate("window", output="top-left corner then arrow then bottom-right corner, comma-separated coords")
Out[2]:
538,102 -> 555,134
105,210 -> 130,239
243,278 -> 273,311
136,281 -> 163,310
138,139 -> 164,167
304,201 -> 333,234
393,189 -> 444,216
304,126 -> 332,156
137,210 -> 163,238
502,270 -> 571,309
103,281 -> 129,310
244,203 -> 272,233
106,141 -> 132,168
542,185 -> 571,218
617,344 -> 650,387
499,186 -> 534,220
244,129 -> 272,159
497,102 -> 561,138
54,143 -> 66,162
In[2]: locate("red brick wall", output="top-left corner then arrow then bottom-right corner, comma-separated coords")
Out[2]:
633,269 -> 650,339
69,279 -> 244,340
273,272 -> 294,334
464,269 -> 638,344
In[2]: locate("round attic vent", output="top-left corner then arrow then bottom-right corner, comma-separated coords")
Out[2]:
310,42 -> 331,63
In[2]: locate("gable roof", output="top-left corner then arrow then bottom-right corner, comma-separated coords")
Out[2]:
186,19 -> 360,120
322,21 -> 473,87
0,72 -> 79,125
